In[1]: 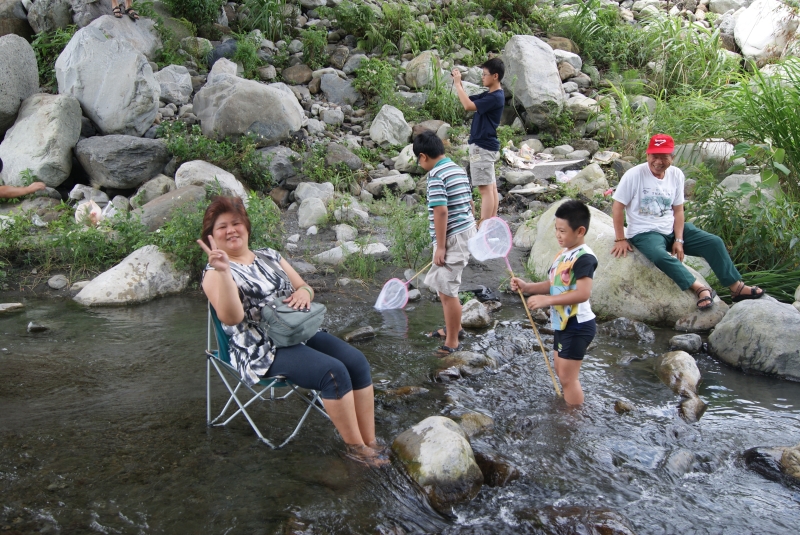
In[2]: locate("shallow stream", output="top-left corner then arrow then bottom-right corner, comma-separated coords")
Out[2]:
1,292 -> 799,534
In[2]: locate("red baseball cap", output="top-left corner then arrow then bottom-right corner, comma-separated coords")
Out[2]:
646,134 -> 675,154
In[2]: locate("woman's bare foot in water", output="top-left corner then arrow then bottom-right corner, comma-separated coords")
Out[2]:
346,443 -> 390,467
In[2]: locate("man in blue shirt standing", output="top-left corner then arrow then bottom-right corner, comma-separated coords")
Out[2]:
452,58 -> 505,225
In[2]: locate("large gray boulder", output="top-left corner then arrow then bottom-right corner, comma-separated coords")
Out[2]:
193,74 -> 304,146
174,160 -> 248,202
527,200 -> 724,326
73,245 -> 190,306
501,35 -> 565,128
154,64 -> 193,105
0,33 -> 38,135
405,50 -> 437,89
392,416 -> 483,512
27,0 -> 72,34
319,73 -> 360,105
0,94 -> 81,188
75,135 -> 171,189
133,185 -> 206,231
708,298 -> 800,381
369,105 -> 411,146
734,0 -> 799,65
56,26 -> 159,136
87,14 -> 161,60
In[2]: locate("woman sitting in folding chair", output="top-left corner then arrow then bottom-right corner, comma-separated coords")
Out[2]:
198,196 -> 385,465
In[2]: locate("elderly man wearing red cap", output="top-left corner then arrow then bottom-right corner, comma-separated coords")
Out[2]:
610,134 -> 764,309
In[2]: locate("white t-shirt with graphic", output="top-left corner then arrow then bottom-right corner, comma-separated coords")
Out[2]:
612,162 -> 685,238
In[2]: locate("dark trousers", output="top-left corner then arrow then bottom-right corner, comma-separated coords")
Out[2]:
268,332 -> 372,400
628,222 -> 741,291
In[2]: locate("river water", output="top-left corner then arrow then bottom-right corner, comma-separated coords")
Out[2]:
1,293 -> 799,534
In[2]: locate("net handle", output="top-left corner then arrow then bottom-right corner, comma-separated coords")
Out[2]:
506,262 -> 562,398
405,261 -> 433,286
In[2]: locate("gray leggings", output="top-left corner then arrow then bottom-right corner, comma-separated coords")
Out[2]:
267,331 -> 372,400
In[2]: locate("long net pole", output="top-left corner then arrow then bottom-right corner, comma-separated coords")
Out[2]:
503,258 -> 562,398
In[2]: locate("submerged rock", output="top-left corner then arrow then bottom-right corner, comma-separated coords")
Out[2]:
342,326 -> 375,343
614,400 -> 636,414
0,303 -> 24,313
457,411 -> 494,438
461,299 -> 491,329
26,322 -> 48,333
472,447 -> 520,488
655,351 -> 707,422
743,446 -> 800,490
438,351 -> 497,378
598,317 -> 655,343
392,416 -> 483,512
669,333 -> 702,353
517,506 -> 637,535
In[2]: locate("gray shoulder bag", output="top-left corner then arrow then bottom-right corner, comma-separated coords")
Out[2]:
255,252 -> 326,348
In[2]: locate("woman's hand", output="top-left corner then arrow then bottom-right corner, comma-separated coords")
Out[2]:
283,287 -> 312,310
197,236 -> 231,273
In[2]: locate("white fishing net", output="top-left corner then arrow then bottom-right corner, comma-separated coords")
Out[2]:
468,217 -> 513,262
374,278 -> 409,310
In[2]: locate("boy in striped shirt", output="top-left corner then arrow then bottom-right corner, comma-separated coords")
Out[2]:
413,131 -> 477,355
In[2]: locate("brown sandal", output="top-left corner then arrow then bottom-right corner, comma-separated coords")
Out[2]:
731,281 -> 764,302
694,286 -> 716,310
112,5 -> 123,17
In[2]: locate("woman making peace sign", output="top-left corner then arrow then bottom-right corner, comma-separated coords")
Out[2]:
198,197 -> 385,465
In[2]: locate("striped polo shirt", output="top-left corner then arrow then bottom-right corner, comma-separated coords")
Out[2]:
426,157 -> 476,241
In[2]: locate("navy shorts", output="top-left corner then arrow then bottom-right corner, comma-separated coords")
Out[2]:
553,317 -> 596,361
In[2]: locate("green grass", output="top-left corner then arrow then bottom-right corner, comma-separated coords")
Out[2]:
31,25 -> 76,91
379,190 -> 430,270
234,0 -> 290,42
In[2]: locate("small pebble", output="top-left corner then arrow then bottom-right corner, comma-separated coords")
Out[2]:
407,289 -> 421,301
614,400 -> 636,414
287,234 -> 300,243
306,226 -> 318,235
669,333 -> 703,353
48,274 -> 69,290
343,325 -> 376,342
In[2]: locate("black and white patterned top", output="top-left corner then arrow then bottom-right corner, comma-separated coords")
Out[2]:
204,248 -> 293,386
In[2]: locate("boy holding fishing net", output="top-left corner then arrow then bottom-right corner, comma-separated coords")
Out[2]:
413,131 -> 477,356
510,200 -> 598,405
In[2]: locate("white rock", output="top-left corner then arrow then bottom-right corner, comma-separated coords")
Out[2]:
193,75 -> 304,146
734,0 -> 799,65
174,160 -> 248,203
206,57 -> 238,85
298,197 -> 328,229
501,35 -> 565,128
553,49 -> 582,71
569,163 -> 608,197
88,14 -> 161,60
155,65 -> 193,106
0,34 -> 39,135
48,274 -> 69,290
55,26 -> 159,136
393,144 -> 424,174
74,245 -> 190,306
405,50 -> 437,89
365,173 -> 416,197
0,94 -> 82,188
320,108 -> 344,125
312,240 -> 388,265
334,223 -> 357,242
461,299 -> 491,329
369,105 -> 412,146
0,303 -> 24,313
709,298 -> 800,380
306,225 -> 318,235
392,416 -> 483,511
294,182 -> 334,204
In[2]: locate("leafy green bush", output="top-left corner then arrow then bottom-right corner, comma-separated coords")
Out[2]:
236,0 -> 290,42
157,122 -> 273,191
474,0 -> 538,24
645,17 -> 739,97
162,0 -> 223,30
334,0 -> 376,36
31,25 -> 76,91
232,32 -> 264,79
688,176 -> 800,275
422,69 -> 466,126
353,57 -> 398,106
551,0 -> 651,72
380,191 -> 430,270
301,26 -> 328,70
723,59 -> 800,199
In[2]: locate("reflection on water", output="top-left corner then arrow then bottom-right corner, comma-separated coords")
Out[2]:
1,294 -> 799,534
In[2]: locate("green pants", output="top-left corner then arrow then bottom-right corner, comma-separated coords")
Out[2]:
628,222 -> 741,291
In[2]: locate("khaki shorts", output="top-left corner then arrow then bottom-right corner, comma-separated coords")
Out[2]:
424,227 -> 476,298
469,144 -> 499,186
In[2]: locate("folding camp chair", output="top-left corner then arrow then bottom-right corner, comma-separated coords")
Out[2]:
204,303 -> 330,448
